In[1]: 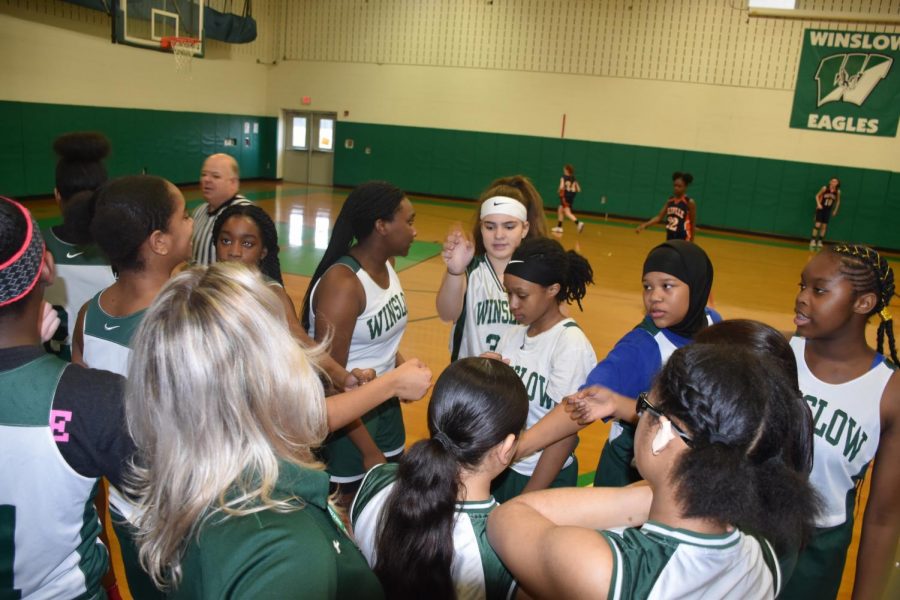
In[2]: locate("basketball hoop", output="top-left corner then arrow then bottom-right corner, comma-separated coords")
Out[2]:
161,36 -> 202,74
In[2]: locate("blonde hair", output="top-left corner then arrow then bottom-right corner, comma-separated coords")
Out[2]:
124,262 -> 328,588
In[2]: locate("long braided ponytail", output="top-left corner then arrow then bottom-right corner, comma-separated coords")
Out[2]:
830,244 -> 898,365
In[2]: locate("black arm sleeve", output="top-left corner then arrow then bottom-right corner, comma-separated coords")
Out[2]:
52,365 -> 137,489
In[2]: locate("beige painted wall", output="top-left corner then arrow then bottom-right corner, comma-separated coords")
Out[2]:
0,8 -> 270,115
267,60 -> 900,173
2,0 -> 898,173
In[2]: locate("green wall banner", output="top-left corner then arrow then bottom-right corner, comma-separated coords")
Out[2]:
790,29 -> 900,137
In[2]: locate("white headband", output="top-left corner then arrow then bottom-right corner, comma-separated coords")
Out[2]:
480,196 -> 528,222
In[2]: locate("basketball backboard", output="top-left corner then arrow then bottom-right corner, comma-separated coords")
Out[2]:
114,0 -> 205,57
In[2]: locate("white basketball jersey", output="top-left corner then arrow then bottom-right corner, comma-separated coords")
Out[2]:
791,336 -> 892,527
309,257 -> 408,376
351,464 -> 517,600
497,318 -> 596,476
450,256 -> 516,360
0,354 -> 106,599
42,229 -> 116,349
603,522 -> 780,600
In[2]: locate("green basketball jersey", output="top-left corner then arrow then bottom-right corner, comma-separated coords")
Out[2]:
351,463 -> 517,600
601,521 -> 781,599
82,289 -> 146,377
174,461 -> 383,599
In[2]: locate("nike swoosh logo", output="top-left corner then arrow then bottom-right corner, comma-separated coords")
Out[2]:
492,201 -> 509,207
66,251 -> 84,258
103,323 -> 120,331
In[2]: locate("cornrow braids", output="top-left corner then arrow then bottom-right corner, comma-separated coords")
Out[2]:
830,244 -> 898,365
213,204 -> 284,286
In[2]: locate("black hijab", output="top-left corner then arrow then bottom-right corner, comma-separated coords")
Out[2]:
642,241 -> 714,338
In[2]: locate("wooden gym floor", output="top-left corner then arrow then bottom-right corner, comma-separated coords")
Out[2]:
27,180 -> 899,599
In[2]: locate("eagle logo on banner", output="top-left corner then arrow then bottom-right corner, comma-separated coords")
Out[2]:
815,53 -> 893,107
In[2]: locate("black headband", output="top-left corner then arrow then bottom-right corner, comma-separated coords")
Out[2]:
505,254 -> 560,287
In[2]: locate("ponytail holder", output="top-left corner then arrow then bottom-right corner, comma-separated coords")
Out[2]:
879,307 -> 893,322
433,431 -> 454,452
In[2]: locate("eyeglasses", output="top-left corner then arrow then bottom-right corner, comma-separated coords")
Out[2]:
636,392 -> 694,448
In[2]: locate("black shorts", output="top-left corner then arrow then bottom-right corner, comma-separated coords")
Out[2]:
561,194 -> 576,208
816,206 -> 833,224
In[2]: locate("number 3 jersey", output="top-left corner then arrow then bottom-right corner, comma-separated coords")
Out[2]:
450,255 -> 517,361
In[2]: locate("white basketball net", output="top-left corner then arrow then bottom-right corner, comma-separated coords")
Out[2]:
171,40 -> 201,74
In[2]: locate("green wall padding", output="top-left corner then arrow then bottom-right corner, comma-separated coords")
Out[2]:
334,122 -> 900,250
0,100 -> 277,198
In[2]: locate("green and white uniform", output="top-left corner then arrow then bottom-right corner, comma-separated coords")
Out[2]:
308,256 -> 408,483
81,291 -> 159,598
450,255 -> 516,361
601,522 -> 781,599
174,461 -> 383,599
0,354 -> 107,599
350,464 -> 516,600
492,318 -> 596,501
81,290 -> 145,378
42,227 -> 115,361
780,336 -> 893,599
80,289 -> 145,517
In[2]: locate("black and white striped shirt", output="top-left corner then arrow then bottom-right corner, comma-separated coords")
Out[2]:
190,194 -> 251,266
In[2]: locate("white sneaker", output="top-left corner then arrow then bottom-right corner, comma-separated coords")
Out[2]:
817,240 -> 823,249
552,226 -> 563,234
809,240 -> 817,249
577,222 -> 585,233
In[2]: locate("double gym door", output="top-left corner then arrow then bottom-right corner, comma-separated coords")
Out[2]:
282,110 -> 336,185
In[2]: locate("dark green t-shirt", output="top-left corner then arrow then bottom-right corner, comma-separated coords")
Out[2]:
172,462 -> 383,599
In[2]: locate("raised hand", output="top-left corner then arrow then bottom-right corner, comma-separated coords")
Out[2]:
442,229 -> 475,275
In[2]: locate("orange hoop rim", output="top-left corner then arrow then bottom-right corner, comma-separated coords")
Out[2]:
160,36 -> 201,50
